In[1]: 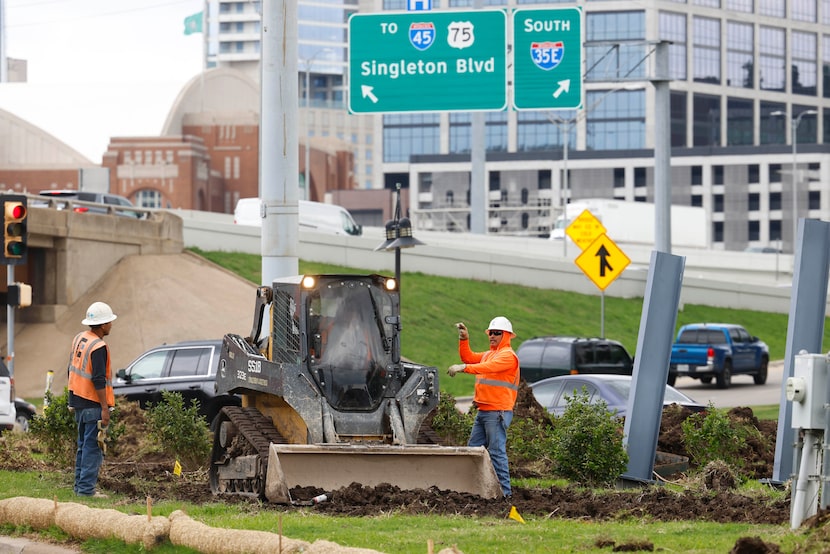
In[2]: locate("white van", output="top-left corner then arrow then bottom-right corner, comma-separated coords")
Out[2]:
233,198 -> 362,236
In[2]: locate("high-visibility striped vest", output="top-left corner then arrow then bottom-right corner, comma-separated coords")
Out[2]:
67,330 -> 114,407
472,348 -> 520,411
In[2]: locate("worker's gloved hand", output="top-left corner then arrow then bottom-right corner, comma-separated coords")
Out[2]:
447,364 -> 466,377
455,322 -> 469,341
97,420 -> 108,456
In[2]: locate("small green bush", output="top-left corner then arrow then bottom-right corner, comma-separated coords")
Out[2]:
29,389 -> 76,467
507,416 -> 556,476
430,393 -> 473,445
551,388 -> 629,486
681,403 -> 746,469
145,390 -> 212,470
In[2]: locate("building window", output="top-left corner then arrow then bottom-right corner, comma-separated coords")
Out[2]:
585,11 -> 647,81
693,94 -> 720,147
748,220 -> 760,241
691,195 -> 703,207
727,97 -> 753,145
660,12 -> 687,80
489,172 -> 501,192
749,164 -> 760,183
795,105 -> 819,143
518,111 -> 567,152
770,219 -> 782,241
714,194 -> 724,212
613,168 -> 625,188
539,170 -> 552,190
758,0 -> 785,17
691,166 -> 703,185
748,193 -> 760,211
136,189 -> 163,209
793,0 -> 818,21
693,16 -> 721,84
727,0 -> 753,13
759,26 -> 785,92
726,21 -> 753,88
446,191 -> 454,206
634,167 -> 647,188
713,165 -> 724,185
770,192 -> 782,210
792,31 -> 818,96
585,89 -> 645,150
769,164 -> 783,182
761,102 -> 787,144
809,190 -> 821,209
714,221 -> 724,242
383,114 -> 440,163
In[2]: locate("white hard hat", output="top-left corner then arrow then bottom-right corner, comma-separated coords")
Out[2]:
82,302 -> 118,326
487,316 -> 514,337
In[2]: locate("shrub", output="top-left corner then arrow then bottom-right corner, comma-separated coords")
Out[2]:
507,416 -> 556,476
550,388 -> 629,486
681,403 -> 746,469
145,390 -> 212,470
429,393 -> 473,445
29,389 -> 76,467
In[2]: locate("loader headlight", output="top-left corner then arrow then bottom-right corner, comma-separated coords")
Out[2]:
302,276 -> 316,289
384,278 -> 397,291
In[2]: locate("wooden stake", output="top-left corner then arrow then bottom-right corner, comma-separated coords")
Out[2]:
427,538 -> 434,554
279,515 -> 283,553
146,496 -> 152,521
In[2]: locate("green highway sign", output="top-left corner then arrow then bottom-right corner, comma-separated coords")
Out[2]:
512,7 -> 583,110
348,10 -> 507,113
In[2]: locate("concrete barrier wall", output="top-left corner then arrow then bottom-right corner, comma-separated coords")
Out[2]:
169,210 -> 806,315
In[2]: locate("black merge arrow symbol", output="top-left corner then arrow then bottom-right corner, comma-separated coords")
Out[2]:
595,244 -> 613,277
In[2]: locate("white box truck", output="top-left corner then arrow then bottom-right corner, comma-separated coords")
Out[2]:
550,198 -> 708,248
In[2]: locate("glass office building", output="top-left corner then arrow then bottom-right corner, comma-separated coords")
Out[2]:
371,0 -> 830,252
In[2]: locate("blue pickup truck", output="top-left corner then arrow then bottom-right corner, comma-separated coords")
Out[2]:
668,323 -> 769,389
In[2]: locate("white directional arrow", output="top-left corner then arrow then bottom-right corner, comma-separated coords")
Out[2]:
552,79 -> 571,99
361,85 -> 379,104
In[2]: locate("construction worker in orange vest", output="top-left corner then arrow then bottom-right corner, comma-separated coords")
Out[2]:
447,316 -> 520,498
68,301 -> 117,498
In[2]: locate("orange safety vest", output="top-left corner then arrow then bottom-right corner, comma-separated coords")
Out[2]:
67,330 -> 114,407
459,337 -> 520,411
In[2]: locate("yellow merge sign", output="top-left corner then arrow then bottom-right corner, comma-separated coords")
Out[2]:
565,209 -> 606,251
574,233 -> 631,291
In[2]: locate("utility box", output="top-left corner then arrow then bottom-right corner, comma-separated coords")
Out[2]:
789,353 -> 829,430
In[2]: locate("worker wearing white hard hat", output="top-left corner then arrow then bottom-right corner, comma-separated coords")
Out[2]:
68,301 -> 117,498
447,316 -> 520,498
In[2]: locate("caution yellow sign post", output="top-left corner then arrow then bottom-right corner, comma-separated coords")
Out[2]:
565,209 -> 606,251
574,233 -> 631,291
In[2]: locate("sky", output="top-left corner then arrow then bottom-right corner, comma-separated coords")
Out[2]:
1,0 -> 205,162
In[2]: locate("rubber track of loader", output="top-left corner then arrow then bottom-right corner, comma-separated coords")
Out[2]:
221,406 -> 288,467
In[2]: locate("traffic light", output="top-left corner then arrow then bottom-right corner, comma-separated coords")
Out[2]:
1,194 -> 27,265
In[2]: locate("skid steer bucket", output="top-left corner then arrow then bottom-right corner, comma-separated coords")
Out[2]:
264,443 -> 503,503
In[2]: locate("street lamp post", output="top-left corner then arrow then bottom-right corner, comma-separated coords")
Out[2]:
772,109 -> 817,251
375,184 -> 425,288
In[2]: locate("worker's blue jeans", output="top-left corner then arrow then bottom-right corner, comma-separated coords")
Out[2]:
73,406 -> 103,496
468,409 -> 513,497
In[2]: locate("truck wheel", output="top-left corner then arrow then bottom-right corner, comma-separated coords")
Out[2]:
716,361 -> 732,389
667,373 -> 676,386
754,358 -> 769,385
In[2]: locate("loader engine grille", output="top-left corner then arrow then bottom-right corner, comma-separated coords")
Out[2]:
271,288 -> 301,364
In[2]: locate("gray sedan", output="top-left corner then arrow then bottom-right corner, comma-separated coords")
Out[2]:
529,374 -> 706,418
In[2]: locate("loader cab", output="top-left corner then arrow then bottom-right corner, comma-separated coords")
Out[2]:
299,275 -> 399,412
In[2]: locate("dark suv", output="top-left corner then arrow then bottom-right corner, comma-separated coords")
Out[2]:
516,336 -> 635,383
114,340 -> 239,427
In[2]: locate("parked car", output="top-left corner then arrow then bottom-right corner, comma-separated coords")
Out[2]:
516,336 -> 634,383
14,398 -> 36,432
113,340 -> 240,427
0,360 -> 15,431
37,190 -> 142,218
529,374 -> 706,418
669,323 -> 769,389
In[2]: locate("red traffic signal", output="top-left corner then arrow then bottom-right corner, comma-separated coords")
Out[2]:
1,195 -> 27,265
